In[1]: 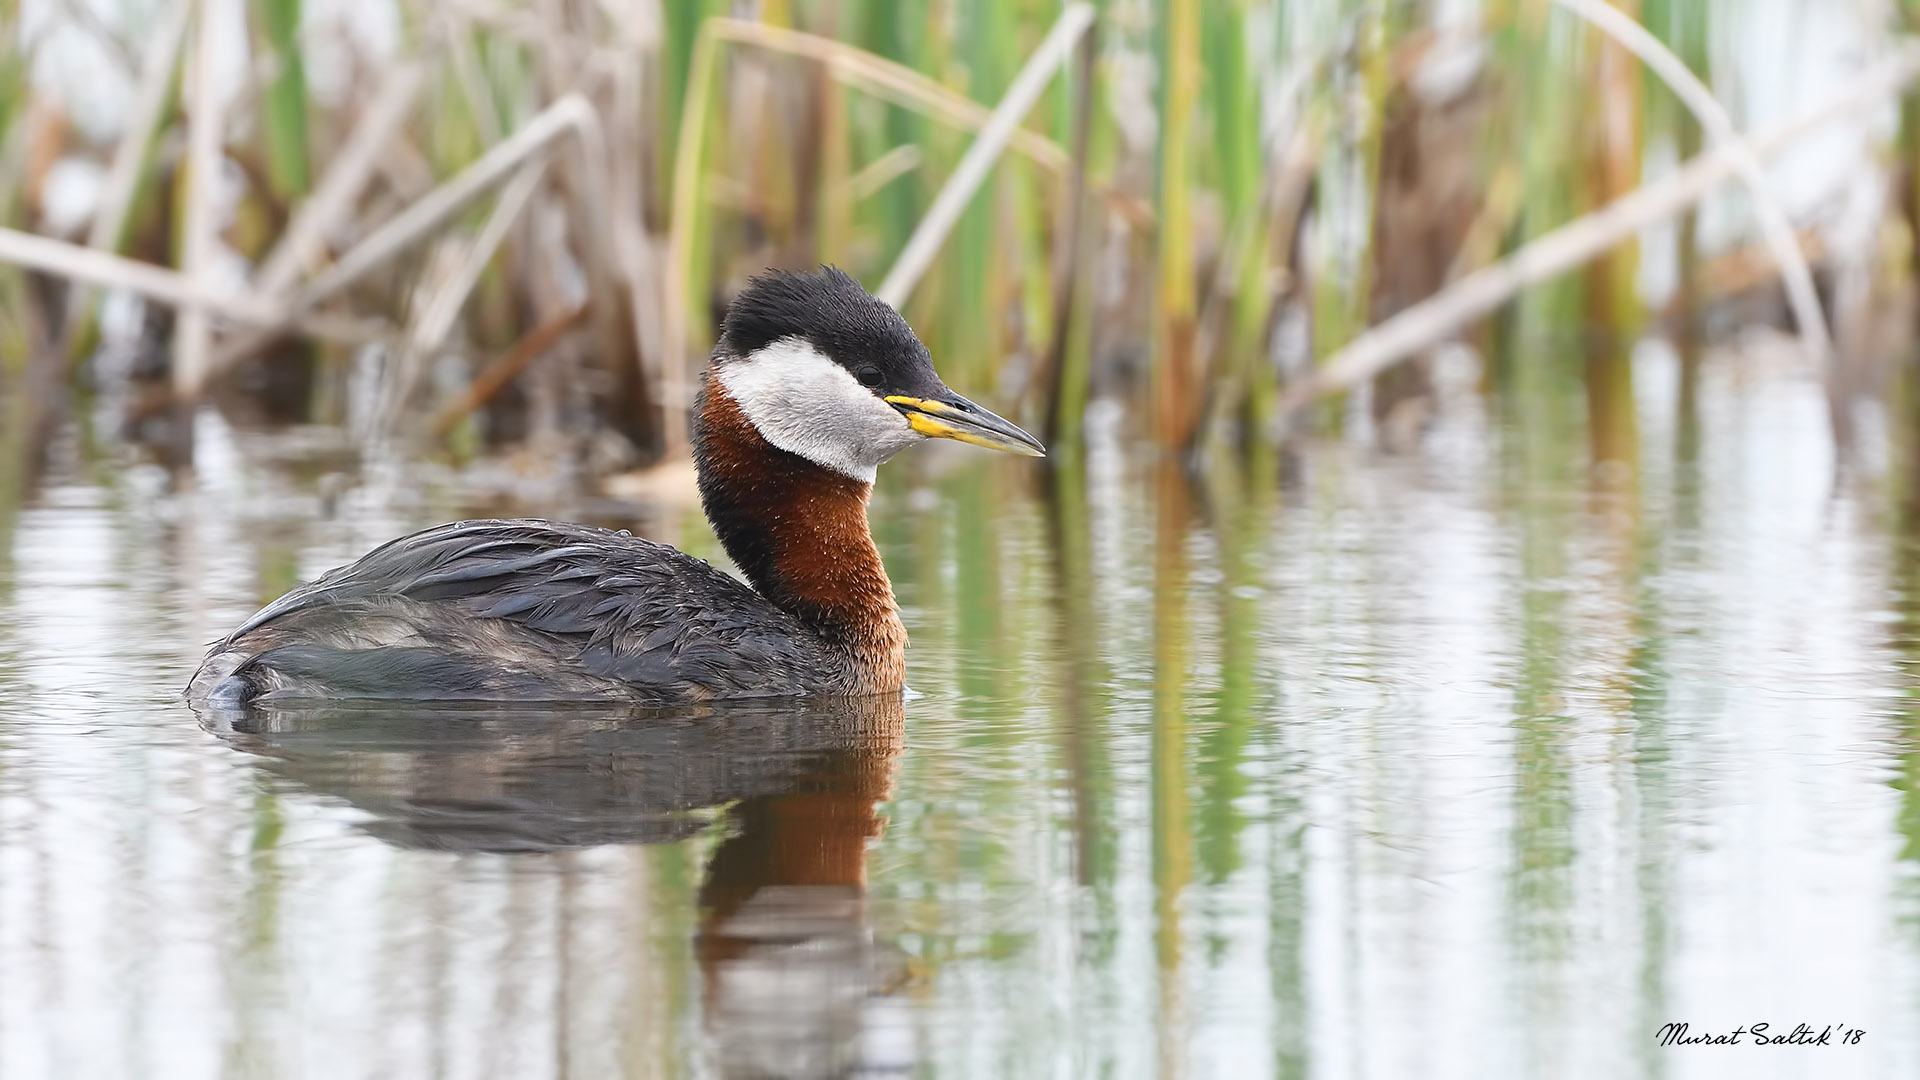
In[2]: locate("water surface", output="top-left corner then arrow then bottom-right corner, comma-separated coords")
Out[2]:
2,343 -> 1918,1079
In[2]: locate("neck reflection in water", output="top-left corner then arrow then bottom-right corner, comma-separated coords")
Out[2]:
201,694 -> 909,1078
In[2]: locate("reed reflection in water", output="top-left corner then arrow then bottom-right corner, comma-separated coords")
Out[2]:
208,695 -> 910,1079
1,339 -> 1920,1077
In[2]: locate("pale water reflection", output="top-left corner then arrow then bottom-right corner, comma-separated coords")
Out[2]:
209,697 -> 912,1077
2,342 -> 1919,1078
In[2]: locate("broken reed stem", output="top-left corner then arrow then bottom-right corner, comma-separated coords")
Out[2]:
1658,226 -> 1827,316
876,2 -> 1096,308
410,156 -> 548,354
707,18 -> 1077,176
1195,123 -> 1317,442
665,8 -> 1120,446
60,0 -> 191,366
1551,0 -> 1832,366
386,158 -> 550,437
210,92 -> 623,391
432,302 -> 591,438
252,62 -> 424,299
0,226 -> 399,342
87,0 -> 190,256
1280,43 -> 1920,420
847,144 -> 922,202
297,96 -> 603,311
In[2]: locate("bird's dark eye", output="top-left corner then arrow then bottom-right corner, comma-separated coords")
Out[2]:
856,367 -> 883,387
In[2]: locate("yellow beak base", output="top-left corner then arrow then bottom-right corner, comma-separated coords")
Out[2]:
886,396 -> 1046,457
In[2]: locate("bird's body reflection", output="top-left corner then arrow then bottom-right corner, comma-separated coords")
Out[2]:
201,695 -> 910,1078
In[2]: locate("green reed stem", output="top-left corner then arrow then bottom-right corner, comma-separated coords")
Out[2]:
254,0 -> 310,202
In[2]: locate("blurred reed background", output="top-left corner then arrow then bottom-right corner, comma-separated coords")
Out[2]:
0,0 -> 1914,488
9,8 -> 1920,1073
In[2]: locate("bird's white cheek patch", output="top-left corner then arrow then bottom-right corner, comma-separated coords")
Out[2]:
717,337 -> 922,482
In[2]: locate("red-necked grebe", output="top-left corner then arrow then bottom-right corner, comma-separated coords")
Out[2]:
187,267 -> 1044,706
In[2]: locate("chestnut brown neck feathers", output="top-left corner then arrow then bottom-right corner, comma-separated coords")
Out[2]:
691,375 -> 907,691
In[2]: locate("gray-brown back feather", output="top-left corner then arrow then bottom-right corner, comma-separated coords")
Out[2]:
194,519 -> 853,704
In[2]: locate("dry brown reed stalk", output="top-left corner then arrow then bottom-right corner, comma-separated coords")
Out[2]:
1195,123 -> 1318,448
1577,0 -> 1646,477
1154,0 -> 1200,452
381,158 -> 553,438
846,145 -> 922,202
1279,43 -> 1920,423
200,63 -> 425,385
1040,25 -> 1100,447
1444,160 -> 1524,282
1552,0 -> 1832,370
432,302 -> 591,438
31,86 -> 633,446
517,9 -> 656,450
1659,227 -> 1828,316
656,22 -> 1084,266
86,0 -> 189,259
228,94 -> 621,381
0,226 -> 397,341
409,158 -> 548,356
875,3 -> 1096,308
604,56 -> 665,425
173,0 -> 230,400
251,64 -> 426,299
708,19 -> 1077,173
664,8 -> 1100,452
60,0 -> 191,363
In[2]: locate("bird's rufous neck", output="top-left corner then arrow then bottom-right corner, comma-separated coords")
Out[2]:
691,376 -> 907,691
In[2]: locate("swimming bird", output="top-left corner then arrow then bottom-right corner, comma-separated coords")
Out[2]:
187,267 -> 1044,707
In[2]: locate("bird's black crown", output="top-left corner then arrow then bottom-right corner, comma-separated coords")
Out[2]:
717,267 -> 943,399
